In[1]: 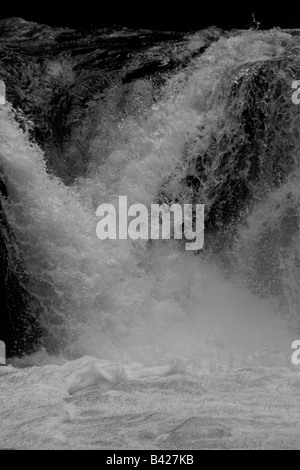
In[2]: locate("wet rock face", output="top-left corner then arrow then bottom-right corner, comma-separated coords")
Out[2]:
0,176 -> 42,356
204,58 -> 300,229
160,56 -> 300,236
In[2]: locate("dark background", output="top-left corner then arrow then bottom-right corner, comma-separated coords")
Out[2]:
0,3 -> 300,31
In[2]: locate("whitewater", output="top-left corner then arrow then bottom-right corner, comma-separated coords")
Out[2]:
0,29 -> 300,449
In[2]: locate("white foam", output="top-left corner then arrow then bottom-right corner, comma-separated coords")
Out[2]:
66,362 -> 128,395
0,80 -> 6,105
0,340 -> 6,365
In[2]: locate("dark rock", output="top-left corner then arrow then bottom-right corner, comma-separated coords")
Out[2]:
159,56 -> 300,234
0,175 -> 42,356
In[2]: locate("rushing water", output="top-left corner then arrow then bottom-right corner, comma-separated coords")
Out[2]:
0,28 -> 300,449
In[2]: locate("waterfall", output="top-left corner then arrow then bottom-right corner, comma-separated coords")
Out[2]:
0,29 -> 297,363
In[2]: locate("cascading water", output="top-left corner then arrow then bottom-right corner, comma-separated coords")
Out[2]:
0,29 -> 297,364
